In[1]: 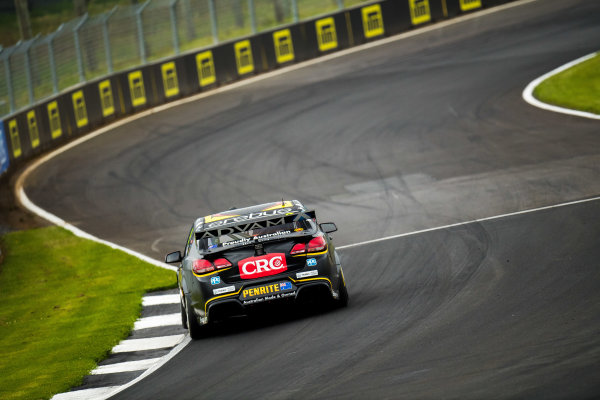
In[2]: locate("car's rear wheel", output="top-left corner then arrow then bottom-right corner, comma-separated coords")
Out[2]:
185,294 -> 207,339
180,295 -> 188,330
337,276 -> 349,308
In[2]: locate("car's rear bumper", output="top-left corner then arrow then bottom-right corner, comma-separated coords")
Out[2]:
190,254 -> 342,323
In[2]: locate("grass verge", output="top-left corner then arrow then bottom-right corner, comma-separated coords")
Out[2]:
534,53 -> 600,115
0,226 -> 176,400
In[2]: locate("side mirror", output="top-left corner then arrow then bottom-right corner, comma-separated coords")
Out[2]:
165,251 -> 182,264
320,222 -> 337,234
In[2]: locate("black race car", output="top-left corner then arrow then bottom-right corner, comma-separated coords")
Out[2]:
165,200 -> 348,339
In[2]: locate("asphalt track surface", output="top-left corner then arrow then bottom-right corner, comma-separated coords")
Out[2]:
25,0 -> 600,398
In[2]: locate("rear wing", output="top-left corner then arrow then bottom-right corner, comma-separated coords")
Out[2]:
196,210 -> 316,240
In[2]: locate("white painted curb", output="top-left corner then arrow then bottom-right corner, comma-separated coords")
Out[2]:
522,52 -> 600,120
14,152 -> 178,272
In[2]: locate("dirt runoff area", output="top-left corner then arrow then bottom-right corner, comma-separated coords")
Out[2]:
0,170 -> 48,235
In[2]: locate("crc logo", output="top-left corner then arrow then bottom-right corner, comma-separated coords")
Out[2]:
239,253 -> 288,279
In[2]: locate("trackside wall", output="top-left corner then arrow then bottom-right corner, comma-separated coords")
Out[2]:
0,0 -> 516,177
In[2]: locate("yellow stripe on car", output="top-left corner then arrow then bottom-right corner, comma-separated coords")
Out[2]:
204,287 -> 244,313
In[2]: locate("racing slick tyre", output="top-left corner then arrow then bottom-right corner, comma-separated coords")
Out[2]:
180,296 -> 188,330
337,279 -> 349,308
185,294 -> 207,339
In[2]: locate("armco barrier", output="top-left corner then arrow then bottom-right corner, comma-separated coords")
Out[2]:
0,0 -> 514,178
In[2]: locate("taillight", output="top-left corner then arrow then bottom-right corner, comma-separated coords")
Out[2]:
213,258 -> 232,269
192,259 -> 214,275
193,258 -> 232,275
290,243 -> 306,255
307,236 -> 327,253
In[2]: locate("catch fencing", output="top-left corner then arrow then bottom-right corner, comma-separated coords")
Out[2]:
0,0 -> 367,119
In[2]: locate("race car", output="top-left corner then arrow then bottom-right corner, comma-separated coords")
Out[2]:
165,200 -> 348,339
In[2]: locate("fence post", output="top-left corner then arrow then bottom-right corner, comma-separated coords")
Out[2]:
23,35 -> 40,105
208,0 -> 218,44
48,25 -> 63,94
73,13 -> 89,83
170,0 -> 180,55
2,43 -> 18,113
248,0 -> 256,34
136,0 -> 152,64
103,6 -> 117,74
292,0 -> 299,22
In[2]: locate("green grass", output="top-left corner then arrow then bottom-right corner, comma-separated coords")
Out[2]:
534,53 -> 600,115
0,0 -> 136,47
0,226 -> 176,400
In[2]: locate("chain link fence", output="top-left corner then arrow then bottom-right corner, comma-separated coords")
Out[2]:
0,0 -> 368,119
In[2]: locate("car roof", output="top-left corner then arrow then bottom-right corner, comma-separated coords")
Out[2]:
193,200 -> 307,233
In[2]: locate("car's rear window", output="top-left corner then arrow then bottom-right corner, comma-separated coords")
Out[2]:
200,219 -> 315,250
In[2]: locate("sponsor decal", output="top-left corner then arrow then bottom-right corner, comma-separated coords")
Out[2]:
206,208 -> 294,229
128,70 -> 146,107
161,61 -> 180,98
98,80 -> 114,117
210,276 -> 221,285
196,50 -> 216,87
8,119 -> 21,158
221,230 -> 292,248
306,258 -> 317,267
296,270 -> 318,279
72,90 -> 88,128
47,101 -> 63,138
460,0 -> 481,11
240,281 -> 296,304
362,4 -> 385,38
409,0 -> 431,26
0,122 -> 9,174
262,201 -> 294,211
239,253 -> 287,279
200,216 -> 288,239
234,40 -> 254,75
316,17 -> 337,52
27,110 -> 39,149
204,213 -> 240,224
196,204 -> 310,236
273,30 -> 295,64
241,292 -> 296,305
213,285 -> 235,295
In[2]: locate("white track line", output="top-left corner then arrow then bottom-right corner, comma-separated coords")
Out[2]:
91,358 -> 162,375
111,335 -> 185,353
142,294 -> 179,306
337,196 -> 600,250
133,313 -> 181,330
522,52 -> 600,120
